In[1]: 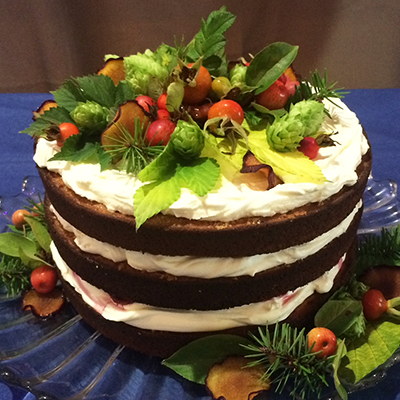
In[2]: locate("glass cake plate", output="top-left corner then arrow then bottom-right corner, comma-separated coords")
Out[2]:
1,176 -> 400,400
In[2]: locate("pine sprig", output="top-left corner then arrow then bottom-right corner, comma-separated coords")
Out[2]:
288,70 -> 349,110
0,255 -> 31,296
242,323 -> 334,399
104,119 -> 164,174
355,226 -> 400,276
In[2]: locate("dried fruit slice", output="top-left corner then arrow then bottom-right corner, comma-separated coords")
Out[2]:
238,151 -> 282,191
206,356 -> 270,400
33,100 -> 58,121
101,100 -> 150,152
22,287 -> 65,319
97,57 -> 125,85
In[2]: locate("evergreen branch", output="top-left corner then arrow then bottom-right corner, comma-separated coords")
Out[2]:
104,120 -> 164,174
242,323 -> 334,399
0,255 -> 31,296
356,225 -> 400,276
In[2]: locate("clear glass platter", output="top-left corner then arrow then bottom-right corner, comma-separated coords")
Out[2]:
0,176 -> 400,400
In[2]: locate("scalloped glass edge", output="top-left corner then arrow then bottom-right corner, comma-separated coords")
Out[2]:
0,175 -> 399,400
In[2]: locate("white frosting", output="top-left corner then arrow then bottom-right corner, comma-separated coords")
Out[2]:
52,200 -> 362,278
34,99 -> 369,221
51,241 -> 344,332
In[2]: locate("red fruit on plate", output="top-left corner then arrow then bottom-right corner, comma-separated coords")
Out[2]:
31,265 -> 58,294
298,137 -> 320,159
256,80 -> 289,110
146,119 -> 176,146
12,209 -> 30,230
308,327 -> 338,359
362,289 -> 388,321
208,99 -> 244,125
135,95 -> 156,113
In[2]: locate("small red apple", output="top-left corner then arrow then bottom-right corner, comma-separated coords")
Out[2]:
307,327 -> 337,358
31,265 -> 58,294
256,80 -> 289,110
145,119 -> 176,146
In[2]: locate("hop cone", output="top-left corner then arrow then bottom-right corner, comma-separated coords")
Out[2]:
229,64 -> 247,89
171,120 -> 205,160
289,100 -> 325,138
70,101 -> 109,132
267,99 -> 325,152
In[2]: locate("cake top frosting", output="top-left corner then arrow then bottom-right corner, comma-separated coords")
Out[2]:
24,7 -> 368,229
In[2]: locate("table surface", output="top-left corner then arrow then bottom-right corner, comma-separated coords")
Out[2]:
0,90 -> 400,399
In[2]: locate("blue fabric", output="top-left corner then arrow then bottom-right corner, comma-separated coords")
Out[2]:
0,90 -> 400,399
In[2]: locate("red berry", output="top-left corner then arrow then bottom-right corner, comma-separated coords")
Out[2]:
208,100 -> 244,125
157,93 -> 168,110
12,209 -> 30,230
183,64 -> 212,105
157,109 -> 170,120
255,80 -> 289,110
298,137 -> 319,159
30,265 -> 58,294
146,119 -> 176,146
57,122 -> 79,147
362,289 -> 388,321
135,95 -> 156,113
308,327 -> 337,358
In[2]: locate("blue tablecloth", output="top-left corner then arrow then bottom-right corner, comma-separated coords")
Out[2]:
0,90 -> 400,400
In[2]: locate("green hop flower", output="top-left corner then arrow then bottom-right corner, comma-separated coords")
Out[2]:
229,64 -> 247,88
267,99 -> 325,152
289,100 -> 325,137
170,120 -> 205,160
70,101 -> 109,132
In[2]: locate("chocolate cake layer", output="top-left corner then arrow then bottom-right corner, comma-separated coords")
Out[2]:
59,238 -> 357,358
47,200 -> 362,310
38,146 -> 371,258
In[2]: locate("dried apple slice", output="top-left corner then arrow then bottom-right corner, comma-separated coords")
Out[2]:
22,287 -> 65,319
238,151 -> 283,191
97,57 -> 125,85
33,100 -> 58,120
206,356 -> 270,400
101,100 -> 150,152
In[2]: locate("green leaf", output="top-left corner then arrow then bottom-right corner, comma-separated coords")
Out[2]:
162,334 -> 251,384
20,107 -> 74,137
138,145 -> 177,183
248,128 -> 326,184
133,178 -> 181,230
314,299 -> 364,337
166,82 -> 184,112
0,233 -> 37,258
52,80 -> 87,111
176,158 -> 220,197
246,42 -> 299,94
332,340 -> 348,400
339,319 -> 400,384
75,75 -> 117,108
25,217 -> 51,253
50,140 -> 103,164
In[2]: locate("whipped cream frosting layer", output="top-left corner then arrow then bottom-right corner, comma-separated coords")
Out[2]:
34,99 -> 369,222
51,241 -> 343,332
52,200 -> 361,278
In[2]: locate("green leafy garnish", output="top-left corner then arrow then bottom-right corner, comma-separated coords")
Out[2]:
185,6 -> 236,76
0,255 -> 31,297
162,334 -> 251,384
355,226 -> 400,276
134,143 -> 220,229
246,42 -> 298,94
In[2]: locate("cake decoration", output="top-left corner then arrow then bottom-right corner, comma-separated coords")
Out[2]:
4,5 -> 400,400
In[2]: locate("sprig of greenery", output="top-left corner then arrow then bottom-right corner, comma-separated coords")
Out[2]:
288,70 -> 349,109
0,255 -> 31,296
355,226 -> 400,276
104,120 -> 164,175
242,323 -> 334,399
